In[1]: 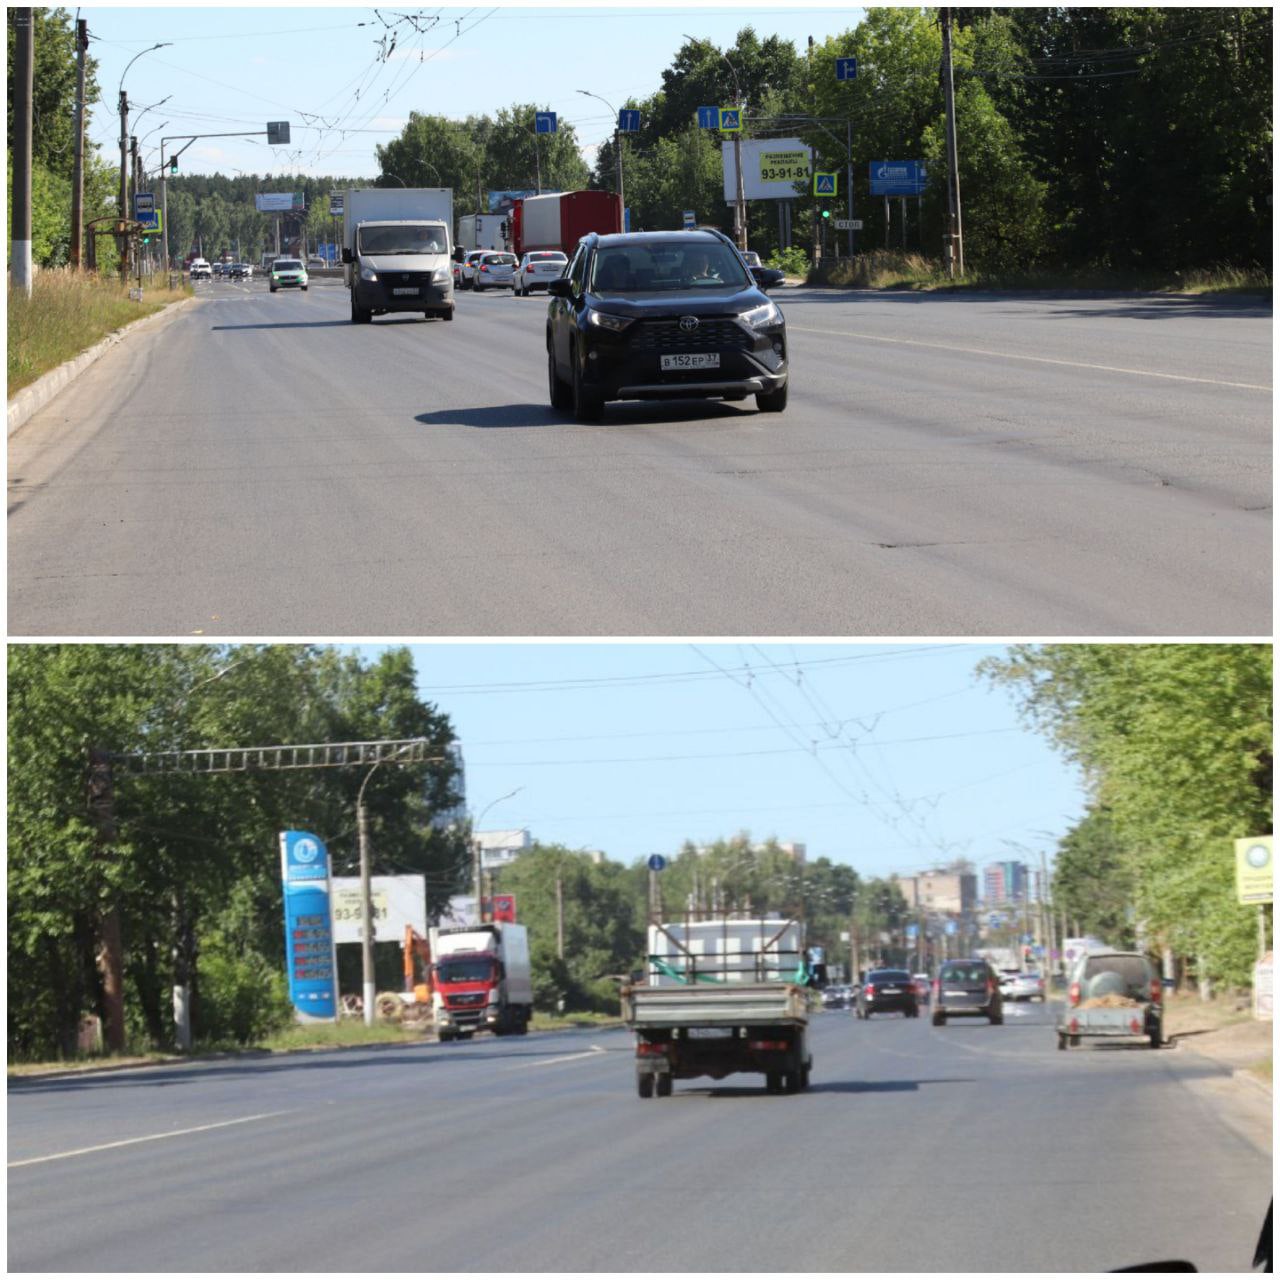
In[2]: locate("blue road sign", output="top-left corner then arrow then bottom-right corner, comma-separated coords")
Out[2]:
696,106 -> 719,129
682,209 -> 696,229
836,56 -> 858,81
870,160 -> 928,197
618,108 -> 641,133
813,171 -> 837,195
945,920 -> 957,936
906,924 -> 918,940
535,111 -> 557,134
719,107 -> 742,132
648,854 -> 666,871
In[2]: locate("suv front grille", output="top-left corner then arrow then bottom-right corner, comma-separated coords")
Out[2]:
630,318 -> 753,353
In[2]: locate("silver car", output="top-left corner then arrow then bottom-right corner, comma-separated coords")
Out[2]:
513,250 -> 568,296
473,251 -> 517,291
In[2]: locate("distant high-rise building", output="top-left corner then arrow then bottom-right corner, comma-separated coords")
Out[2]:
983,860 -> 1028,904
477,828 -> 532,871
894,869 -> 977,914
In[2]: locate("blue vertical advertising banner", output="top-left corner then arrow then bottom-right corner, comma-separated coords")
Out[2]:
279,830 -> 338,1021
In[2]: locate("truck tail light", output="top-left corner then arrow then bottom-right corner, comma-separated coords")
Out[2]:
1149,978 -> 1162,1006
748,1040 -> 789,1052
1068,981 -> 1081,1007
864,983 -> 875,999
933,979 -> 940,998
636,1042 -> 668,1057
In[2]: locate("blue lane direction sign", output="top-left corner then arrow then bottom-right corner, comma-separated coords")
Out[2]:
647,854 -> 666,872
870,160 -> 928,197
618,108 -> 641,133
718,107 -> 741,132
813,171 -> 837,196
534,111 -> 557,134
836,56 -> 858,81
696,106 -> 719,129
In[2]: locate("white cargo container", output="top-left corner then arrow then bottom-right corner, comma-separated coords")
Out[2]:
342,187 -> 454,324
457,213 -> 508,253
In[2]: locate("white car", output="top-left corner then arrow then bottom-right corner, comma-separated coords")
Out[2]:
458,250 -> 488,289
189,258 -> 212,280
513,250 -> 568,296
472,251 -> 517,291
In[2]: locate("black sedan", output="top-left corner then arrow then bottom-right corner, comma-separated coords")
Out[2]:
856,968 -> 920,1018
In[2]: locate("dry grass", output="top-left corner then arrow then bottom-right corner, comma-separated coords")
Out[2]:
812,253 -> 1271,295
7,268 -> 187,396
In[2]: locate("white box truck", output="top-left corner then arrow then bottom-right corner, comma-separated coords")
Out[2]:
428,922 -> 533,1040
457,213 -> 508,253
342,187 -> 454,324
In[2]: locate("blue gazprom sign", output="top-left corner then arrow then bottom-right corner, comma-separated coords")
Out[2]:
870,160 -> 928,197
279,830 -> 338,1021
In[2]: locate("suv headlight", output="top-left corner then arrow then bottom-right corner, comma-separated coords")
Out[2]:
359,265 -> 378,282
587,310 -> 634,333
431,267 -> 449,284
740,301 -> 782,330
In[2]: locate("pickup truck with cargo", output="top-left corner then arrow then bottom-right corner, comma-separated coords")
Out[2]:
1057,948 -> 1162,1049
342,187 -> 454,324
429,921 -> 533,1040
621,917 -> 814,1098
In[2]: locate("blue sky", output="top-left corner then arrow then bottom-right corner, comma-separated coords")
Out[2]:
84,3 -> 865,180
358,643 -> 1089,880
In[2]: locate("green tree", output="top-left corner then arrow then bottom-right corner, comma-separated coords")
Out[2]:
485,103 -> 590,193
981,644 -> 1272,985
376,112 -> 485,198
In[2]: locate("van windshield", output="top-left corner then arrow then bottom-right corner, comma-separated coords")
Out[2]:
359,225 -> 445,255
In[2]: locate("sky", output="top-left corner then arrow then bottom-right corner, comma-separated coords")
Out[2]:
83,2 -> 865,181
355,642 -> 1090,881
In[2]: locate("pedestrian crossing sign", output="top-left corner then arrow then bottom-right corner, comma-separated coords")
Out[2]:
814,171 -> 837,196
719,108 -> 741,132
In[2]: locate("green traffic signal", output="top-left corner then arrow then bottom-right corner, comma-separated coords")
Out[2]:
821,209 -> 831,219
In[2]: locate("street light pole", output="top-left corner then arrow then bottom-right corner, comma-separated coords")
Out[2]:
685,36 -> 747,248
117,43 -> 172,280
577,89 -> 624,207
472,788 -> 524,924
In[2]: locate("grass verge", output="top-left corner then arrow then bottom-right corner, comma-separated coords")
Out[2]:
812,252 -> 1271,295
7,269 -> 190,396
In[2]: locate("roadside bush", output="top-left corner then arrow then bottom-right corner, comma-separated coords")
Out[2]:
820,251 -> 938,288
195,942 -> 294,1047
766,246 -> 810,277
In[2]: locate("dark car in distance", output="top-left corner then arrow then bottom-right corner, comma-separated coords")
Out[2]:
856,968 -> 919,1019
932,959 -> 1004,1026
546,228 -> 788,422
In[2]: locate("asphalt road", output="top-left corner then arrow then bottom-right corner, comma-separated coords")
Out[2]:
8,276 -> 1271,636
8,1003 -> 1270,1272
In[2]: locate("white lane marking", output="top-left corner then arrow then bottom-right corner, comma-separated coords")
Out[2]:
8,1110 -> 291,1168
506,1046 -> 608,1070
786,324 -> 1272,392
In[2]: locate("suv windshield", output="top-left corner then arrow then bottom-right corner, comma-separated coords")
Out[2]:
358,225 -> 444,254
869,970 -> 911,983
590,241 -> 751,293
941,963 -> 990,983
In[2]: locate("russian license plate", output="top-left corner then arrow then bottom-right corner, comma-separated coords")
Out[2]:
687,1027 -> 732,1038
393,287 -> 419,296
882,987 -> 901,994
660,353 -> 720,371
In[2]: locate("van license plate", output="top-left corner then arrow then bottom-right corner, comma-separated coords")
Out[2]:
687,1028 -> 732,1038
661,353 -> 720,371
393,287 -> 419,295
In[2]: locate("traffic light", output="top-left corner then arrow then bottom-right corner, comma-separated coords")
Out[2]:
821,208 -> 831,220
499,219 -> 509,240
169,156 -> 178,174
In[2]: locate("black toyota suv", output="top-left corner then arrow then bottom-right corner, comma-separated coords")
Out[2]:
546,229 -> 788,421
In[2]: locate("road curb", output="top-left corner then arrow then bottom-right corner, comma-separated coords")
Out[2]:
1168,1033 -> 1273,1096
7,294 -> 197,439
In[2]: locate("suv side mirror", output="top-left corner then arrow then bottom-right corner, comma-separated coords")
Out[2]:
547,277 -> 573,299
341,246 -> 353,264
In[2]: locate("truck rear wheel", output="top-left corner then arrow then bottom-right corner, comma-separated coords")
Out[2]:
1070,1034 -> 1081,1047
765,1072 -> 783,1094
638,1074 -> 654,1099
1057,1033 -> 1068,1050
656,1074 -> 672,1098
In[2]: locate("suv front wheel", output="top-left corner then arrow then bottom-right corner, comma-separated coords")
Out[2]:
571,349 -> 604,422
548,348 -> 572,410
756,382 -> 788,413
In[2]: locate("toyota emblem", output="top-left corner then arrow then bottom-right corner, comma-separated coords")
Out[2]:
679,315 -> 700,332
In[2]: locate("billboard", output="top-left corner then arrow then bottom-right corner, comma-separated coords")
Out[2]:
255,192 -> 306,212
279,831 -> 338,1021
721,138 -> 810,202
329,875 -> 427,944
488,189 -> 539,214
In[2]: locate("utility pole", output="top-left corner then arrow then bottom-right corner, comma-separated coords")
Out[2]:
70,17 -> 88,269
11,9 -> 34,296
119,90 -> 131,280
940,7 -> 964,277
87,749 -> 127,1052
555,869 -> 565,960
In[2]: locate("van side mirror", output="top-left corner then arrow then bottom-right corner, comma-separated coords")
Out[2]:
341,247 -> 352,264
